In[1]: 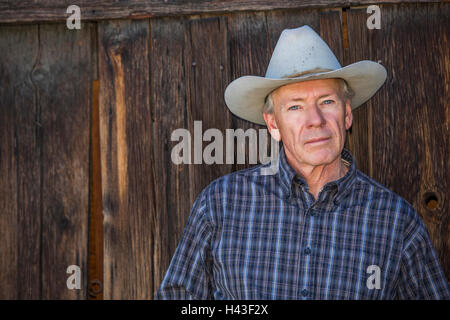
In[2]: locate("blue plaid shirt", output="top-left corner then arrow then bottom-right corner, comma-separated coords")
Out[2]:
155,147 -> 450,299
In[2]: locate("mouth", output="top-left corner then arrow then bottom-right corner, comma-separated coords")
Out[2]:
305,137 -> 330,145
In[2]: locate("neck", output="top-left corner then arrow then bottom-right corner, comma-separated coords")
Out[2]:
286,152 -> 348,200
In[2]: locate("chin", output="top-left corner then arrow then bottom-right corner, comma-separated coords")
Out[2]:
301,146 -> 339,166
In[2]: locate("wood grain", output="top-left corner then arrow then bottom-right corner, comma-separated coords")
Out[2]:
0,24 -> 40,299
88,79 -> 103,300
38,23 -> 93,300
227,11 -> 273,172
184,16 -> 234,205
98,19 -> 154,299
0,22 -> 93,299
149,17 -> 192,297
347,3 -> 449,279
0,0 -> 440,24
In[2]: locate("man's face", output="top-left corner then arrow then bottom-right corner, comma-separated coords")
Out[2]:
263,78 -> 353,168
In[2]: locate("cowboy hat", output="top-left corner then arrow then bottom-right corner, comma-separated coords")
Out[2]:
224,25 -> 387,125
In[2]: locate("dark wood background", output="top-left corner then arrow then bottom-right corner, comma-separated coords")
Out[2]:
0,0 -> 448,299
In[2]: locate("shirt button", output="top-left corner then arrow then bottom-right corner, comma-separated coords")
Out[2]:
301,289 -> 309,297
304,247 -> 311,255
310,209 -> 316,217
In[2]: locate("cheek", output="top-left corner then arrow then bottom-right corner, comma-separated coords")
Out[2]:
322,114 -> 346,142
327,108 -> 346,128
281,115 -> 306,141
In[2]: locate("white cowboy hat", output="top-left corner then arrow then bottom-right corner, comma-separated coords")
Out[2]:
224,25 -> 387,125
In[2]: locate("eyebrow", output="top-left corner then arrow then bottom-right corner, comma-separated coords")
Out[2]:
289,93 -> 336,102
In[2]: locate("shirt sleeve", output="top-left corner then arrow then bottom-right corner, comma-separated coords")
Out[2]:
396,206 -> 450,299
153,189 -> 214,300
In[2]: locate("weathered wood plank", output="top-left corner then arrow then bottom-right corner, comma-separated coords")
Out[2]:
0,24 -> 40,299
0,22 -> 93,299
345,7 -> 373,176
37,23 -> 93,299
150,16 -> 237,298
0,0 -> 441,24
149,17 -> 192,297
347,3 -> 449,278
88,79 -> 103,300
227,11 -> 272,172
98,19 -> 153,299
184,16 -> 234,205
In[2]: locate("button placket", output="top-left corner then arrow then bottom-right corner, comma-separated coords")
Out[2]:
295,196 -> 312,299
299,204 -> 317,299
303,204 -> 318,299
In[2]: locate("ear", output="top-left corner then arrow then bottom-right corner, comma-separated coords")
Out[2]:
344,100 -> 353,130
263,112 -> 281,142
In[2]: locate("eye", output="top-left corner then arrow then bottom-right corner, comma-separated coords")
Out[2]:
322,99 -> 334,105
288,105 -> 302,111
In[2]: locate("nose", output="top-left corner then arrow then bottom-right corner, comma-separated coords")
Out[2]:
305,104 -> 326,128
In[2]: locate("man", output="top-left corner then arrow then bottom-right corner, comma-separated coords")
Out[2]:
155,25 -> 449,299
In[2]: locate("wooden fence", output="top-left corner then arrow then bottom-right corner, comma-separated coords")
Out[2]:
0,0 -> 448,299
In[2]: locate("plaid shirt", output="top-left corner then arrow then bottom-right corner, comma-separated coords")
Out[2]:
155,147 -> 450,300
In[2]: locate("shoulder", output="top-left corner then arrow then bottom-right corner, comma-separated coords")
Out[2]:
192,162 -> 276,221
200,162 -> 274,198
353,169 -> 426,243
353,169 -> 414,209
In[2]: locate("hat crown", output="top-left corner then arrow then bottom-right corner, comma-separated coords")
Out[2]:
265,25 -> 342,79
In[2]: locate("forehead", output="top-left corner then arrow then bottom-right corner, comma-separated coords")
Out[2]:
273,78 -> 342,101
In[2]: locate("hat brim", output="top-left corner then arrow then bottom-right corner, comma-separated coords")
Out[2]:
224,60 -> 387,125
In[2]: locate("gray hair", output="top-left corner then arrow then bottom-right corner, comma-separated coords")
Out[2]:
262,79 -> 354,114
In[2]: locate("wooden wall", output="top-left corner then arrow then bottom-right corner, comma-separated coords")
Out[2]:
0,1 -> 448,299
0,23 -> 95,299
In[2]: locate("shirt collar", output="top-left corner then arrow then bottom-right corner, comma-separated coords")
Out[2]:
278,145 -> 357,203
